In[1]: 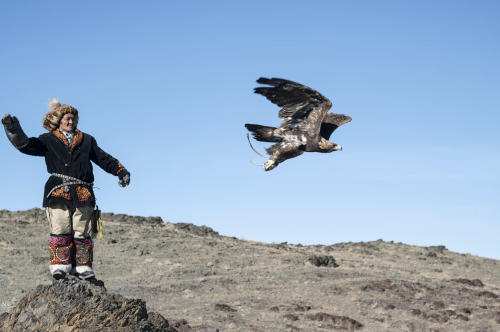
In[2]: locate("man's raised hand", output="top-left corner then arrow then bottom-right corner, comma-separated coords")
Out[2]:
2,113 -> 13,128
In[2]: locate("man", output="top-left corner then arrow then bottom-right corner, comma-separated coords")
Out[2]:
2,98 -> 130,280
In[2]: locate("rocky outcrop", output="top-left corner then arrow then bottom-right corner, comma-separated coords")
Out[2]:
100,212 -> 164,226
174,223 -> 220,237
0,208 -> 228,234
306,255 -> 339,267
0,208 -> 164,226
0,208 -> 46,224
0,276 -> 177,332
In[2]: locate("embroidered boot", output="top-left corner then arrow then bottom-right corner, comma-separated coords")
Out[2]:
49,234 -> 73,280
75,238 -> 95,279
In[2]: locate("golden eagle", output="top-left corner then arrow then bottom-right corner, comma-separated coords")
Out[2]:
245,77 -> 351,171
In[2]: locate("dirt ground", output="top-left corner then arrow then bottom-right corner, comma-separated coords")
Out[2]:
1,208 -> 500,331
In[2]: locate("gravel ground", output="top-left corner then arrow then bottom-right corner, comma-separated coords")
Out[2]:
1,208 -> 500,331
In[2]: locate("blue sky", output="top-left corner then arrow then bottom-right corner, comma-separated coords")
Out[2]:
1,1 -> 499,258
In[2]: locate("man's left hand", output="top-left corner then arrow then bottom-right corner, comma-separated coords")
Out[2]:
119,174 -> 130,187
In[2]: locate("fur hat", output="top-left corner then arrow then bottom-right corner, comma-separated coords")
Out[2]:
43,98 -> 79,131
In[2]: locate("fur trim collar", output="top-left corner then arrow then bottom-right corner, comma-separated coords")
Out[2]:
53,129 -> 83,150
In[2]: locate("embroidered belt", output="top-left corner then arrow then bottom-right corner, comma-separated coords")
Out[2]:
47,173 -> 93,198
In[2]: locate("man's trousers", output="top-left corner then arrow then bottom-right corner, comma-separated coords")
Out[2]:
46,202 -> 94,275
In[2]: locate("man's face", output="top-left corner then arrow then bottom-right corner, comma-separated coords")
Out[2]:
59,113 -> 75,132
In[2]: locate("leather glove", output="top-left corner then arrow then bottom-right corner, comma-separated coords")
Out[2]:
119,173 -> 130,187
2,113 -> 29,149
2,113 -> 13,128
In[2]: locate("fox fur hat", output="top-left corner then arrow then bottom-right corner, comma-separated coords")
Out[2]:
43,98 -> 79,131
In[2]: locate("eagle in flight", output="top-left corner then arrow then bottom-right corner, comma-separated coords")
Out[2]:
245,77 -> 352,171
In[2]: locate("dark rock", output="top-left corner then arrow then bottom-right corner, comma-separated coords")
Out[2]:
472,279 -> 484,287
494,313 -> 500,324
361,279 -> 432,297
0,277 -> 177,331
283,314 -> 299,321
305,313 -> 363,330
458,308 -> 472,315
384,304 -> 395,310
441,310 -> 455,316
426,252 -> 438,258
477,291 -> 498,299
214,304 -> 237,313
0,312 -> 8,324
270,243 -> 288,250
361,279 -> 392,292
269,306 -> 280,312
172,319 -> 192,331
175,223 -> 220,237
411,309 -> 421,316
431,301 -> 445,309
451,278 -> 484,287
426,312 -> 448,323
293,304 -> 311,312
306,255 -> 338,267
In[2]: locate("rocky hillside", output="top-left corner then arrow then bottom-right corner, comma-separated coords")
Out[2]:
1,208 -> 500,331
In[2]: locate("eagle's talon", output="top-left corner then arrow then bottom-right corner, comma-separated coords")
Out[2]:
264,160 -> 277,171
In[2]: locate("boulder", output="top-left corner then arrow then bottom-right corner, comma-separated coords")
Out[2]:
0,276 -> 177,332
306,255 -> 339,267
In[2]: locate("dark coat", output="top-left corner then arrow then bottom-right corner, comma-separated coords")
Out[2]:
19,129 -> 129,208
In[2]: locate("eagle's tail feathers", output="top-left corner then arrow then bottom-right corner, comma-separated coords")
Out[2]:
245,124 -> 283,142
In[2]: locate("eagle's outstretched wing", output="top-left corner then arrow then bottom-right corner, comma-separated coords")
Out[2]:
320,113 -> 352,141
253,77 -> 332,133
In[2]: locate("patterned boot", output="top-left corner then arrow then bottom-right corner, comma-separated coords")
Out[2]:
75,238 -> 95,280
49,234 -> 73,280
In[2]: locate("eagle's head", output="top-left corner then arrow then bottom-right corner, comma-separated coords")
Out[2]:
318,137 -> 342,153
264,159 -> 278,171
331,144 -> 342,152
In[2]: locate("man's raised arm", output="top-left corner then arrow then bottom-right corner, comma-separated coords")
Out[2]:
2,113 -> 48,157
2,113 -> 29,149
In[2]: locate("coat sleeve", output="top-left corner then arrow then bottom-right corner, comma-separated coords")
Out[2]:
90,136 -> 130,179
18,136 -> 48,157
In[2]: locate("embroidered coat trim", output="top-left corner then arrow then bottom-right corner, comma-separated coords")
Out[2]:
19,130 -> 129,208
